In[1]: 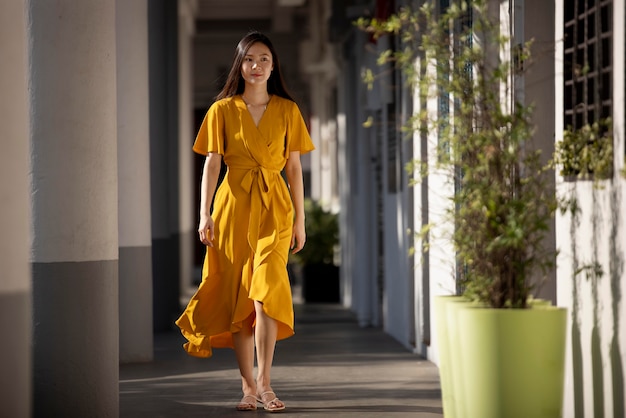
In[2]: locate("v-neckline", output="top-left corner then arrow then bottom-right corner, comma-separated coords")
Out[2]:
241,94 -> 271,128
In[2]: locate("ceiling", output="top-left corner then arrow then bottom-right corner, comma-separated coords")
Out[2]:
195,0 -> 308,34
196,0 -> 274,20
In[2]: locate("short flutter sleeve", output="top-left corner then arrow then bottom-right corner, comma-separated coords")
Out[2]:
285,102 -> 315,157
193,101 -> 226,156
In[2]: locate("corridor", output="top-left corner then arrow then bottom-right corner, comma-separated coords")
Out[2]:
120,303 -> 443,417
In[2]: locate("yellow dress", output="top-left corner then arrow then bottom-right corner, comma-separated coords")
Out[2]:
176,95 -> 315,357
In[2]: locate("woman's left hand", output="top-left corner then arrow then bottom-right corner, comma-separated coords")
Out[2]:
291,219 -> 306,254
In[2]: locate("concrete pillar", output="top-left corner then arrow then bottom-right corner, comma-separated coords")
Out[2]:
339,29 -> 379,327
29,1 -> 119,416
524,0 -> 557,303
178,0 -> 197,295
149,0 -> 181,331
117,0 -> 154,363
304,0 -> 325,202
0,2 -> 32,417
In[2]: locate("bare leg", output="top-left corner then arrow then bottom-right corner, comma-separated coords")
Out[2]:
254,300 -> 285,410
232,314 -> 257,409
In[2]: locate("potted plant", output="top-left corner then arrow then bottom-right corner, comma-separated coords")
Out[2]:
290,198 -> 340,303
555,117 -> 614,181
358,1 -> 567,417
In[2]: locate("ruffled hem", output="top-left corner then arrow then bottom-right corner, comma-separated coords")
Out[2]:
176,309 -> 294,358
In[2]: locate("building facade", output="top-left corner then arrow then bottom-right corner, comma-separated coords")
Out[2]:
332,0 -> 625,416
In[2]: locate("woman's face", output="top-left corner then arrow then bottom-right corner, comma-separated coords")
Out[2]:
241,42 -> 274,86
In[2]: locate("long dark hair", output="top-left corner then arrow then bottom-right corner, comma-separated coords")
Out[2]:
216,31 -> 295,102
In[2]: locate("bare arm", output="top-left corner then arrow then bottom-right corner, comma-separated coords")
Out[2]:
285,151 -> 306,254
198,153 -> 222,246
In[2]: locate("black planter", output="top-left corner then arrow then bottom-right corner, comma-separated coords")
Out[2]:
302,263 -> 340,303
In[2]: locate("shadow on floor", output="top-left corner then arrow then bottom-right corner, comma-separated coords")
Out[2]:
120,303 -> 443,418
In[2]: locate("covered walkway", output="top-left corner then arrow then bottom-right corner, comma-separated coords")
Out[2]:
120,303 -> 443,417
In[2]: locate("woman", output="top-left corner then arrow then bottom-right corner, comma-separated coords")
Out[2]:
176,31 -> 314,412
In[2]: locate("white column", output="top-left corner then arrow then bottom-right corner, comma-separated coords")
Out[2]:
29,1 -> 119,415
0,2 -> 31,417
117,0 -> 154,363
178,0 -> 197,294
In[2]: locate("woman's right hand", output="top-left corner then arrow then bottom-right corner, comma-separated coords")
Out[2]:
198,216 -> 215,247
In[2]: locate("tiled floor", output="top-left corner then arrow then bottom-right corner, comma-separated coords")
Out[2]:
120,303 -> 443,417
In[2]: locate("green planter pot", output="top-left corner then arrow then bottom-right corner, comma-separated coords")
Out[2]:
433,296 -> 460,418
458,306 -> 567,418
447,297 -> 483,417
433,296 -> 473,418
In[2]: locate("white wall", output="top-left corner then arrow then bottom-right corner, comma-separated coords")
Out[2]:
412,45 -> 462,365
555,1 -> 626,417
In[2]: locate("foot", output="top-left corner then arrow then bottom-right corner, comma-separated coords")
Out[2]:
236,394 -> 258,411
258,391 -> 285,412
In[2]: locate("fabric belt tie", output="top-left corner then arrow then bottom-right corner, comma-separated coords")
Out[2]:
238,166 -> 279,254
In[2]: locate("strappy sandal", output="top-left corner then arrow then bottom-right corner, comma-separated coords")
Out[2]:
258,391 -> 285,412
236,394 -> 259,411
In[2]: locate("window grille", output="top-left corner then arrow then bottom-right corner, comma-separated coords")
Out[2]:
563,0 -> 612,129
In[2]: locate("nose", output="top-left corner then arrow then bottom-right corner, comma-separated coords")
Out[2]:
252,61 -> 258,69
